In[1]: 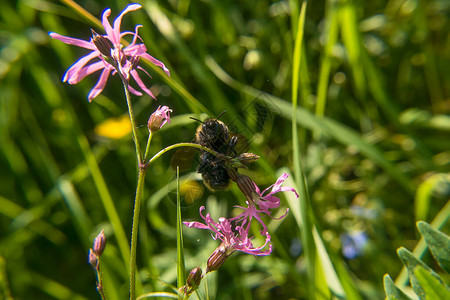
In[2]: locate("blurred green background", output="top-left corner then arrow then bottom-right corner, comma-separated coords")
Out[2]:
0,0 -> 449,299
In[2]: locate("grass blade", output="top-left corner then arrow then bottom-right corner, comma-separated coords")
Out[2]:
176,167 -> 186,296
291,2 -> 318,299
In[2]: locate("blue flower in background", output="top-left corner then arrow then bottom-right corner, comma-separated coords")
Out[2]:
289,238 -> 303,257
341,231 -> 368,259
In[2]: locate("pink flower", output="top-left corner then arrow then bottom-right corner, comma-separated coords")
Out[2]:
148,105 -> 172,132
183,174 -> 297,270
232,173 -> 298,235
184,206 -> 272,257
49,3 -> 170,101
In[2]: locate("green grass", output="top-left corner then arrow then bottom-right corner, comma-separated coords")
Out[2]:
1,0 -> 449,299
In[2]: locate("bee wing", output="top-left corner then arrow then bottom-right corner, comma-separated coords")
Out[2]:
232,133 -> 250,154
171,147 -> 199,171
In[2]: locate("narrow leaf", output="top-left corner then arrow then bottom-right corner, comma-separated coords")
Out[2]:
176,167 -> 186,294
397,247 -> 444,299
383,274 -> 413,300
313,228 -> 346,298
414,266 -> 450,300
415,175 -> 446,221
417,221 -> 450,273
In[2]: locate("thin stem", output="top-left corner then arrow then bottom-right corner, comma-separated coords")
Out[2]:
96,262 -> 107,300
130,124 -> 154,299
130,142 -> 216,299
143,132 -> 153,162
120,76 -> 143,165
129,168 -> 146,300
143,142 -> 220,169
117,72 -> 146,299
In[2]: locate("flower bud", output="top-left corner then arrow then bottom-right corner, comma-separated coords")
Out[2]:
148,106 -> 172,133
91,29 -> 113,57
235,174 -> 257,201
227,168 -> 238,182
93,230 -> 106,257
237,153 -> 260,165
184,267 -> 202,295
88,248 -> 99,269
206,242 -> 235,273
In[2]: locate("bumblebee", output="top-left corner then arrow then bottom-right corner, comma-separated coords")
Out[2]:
172,111 -> 255,192
194,113 -> 238,191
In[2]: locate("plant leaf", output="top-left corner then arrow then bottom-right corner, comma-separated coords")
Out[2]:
414,266 -> 450,300
383,274 -> 413,300
397,247 -> 445,299
176,167 -> 186,293
417,221 -> 450,273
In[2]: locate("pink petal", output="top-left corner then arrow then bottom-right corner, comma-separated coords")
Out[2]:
183,221 -> 209,230
63,51 -> 100,82
257,197 -> 281,216
136,66 -> 152,78
272,173 -> 290,192
260,184 -> 274,196
272,208 -> 289,220
125,43 -> 147,56
88,68 -> 110,101
261,195 -> 280,204
101,8 -> 116,44
49,32 -> 95,50
69,61 -> 106,84
113,4 -> 142,46
120,25 -> 143,46
235,229 -> 272,256
127,84 -> 143,96
130,25 -> 143,45
278,186 -> 299,198
253,181 -> 262,195
139,52 -> 171,76
130,69 -> 155,99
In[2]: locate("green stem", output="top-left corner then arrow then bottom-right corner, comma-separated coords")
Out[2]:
121,76 -> 143,165
129,168 -> 146,300
130,142 -> 214,298
144,142 -> 219,168
143,132 -> 153,162
96,262 -> 107,300
129,133 -> 154,299
118,74 -> 146,299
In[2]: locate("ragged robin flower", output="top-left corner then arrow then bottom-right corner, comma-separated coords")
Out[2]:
183,174 -> 298,271
184,206 -> 272,256
231,173 -> 298,236
49,3 -> 170,101
184,206 -> 272,272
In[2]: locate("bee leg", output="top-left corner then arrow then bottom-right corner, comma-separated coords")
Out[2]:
198,131 -> 206,143
227,136 -> 238,156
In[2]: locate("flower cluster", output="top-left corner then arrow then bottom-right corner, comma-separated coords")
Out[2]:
49,3 -> 170,101
184,173 -> 298,274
